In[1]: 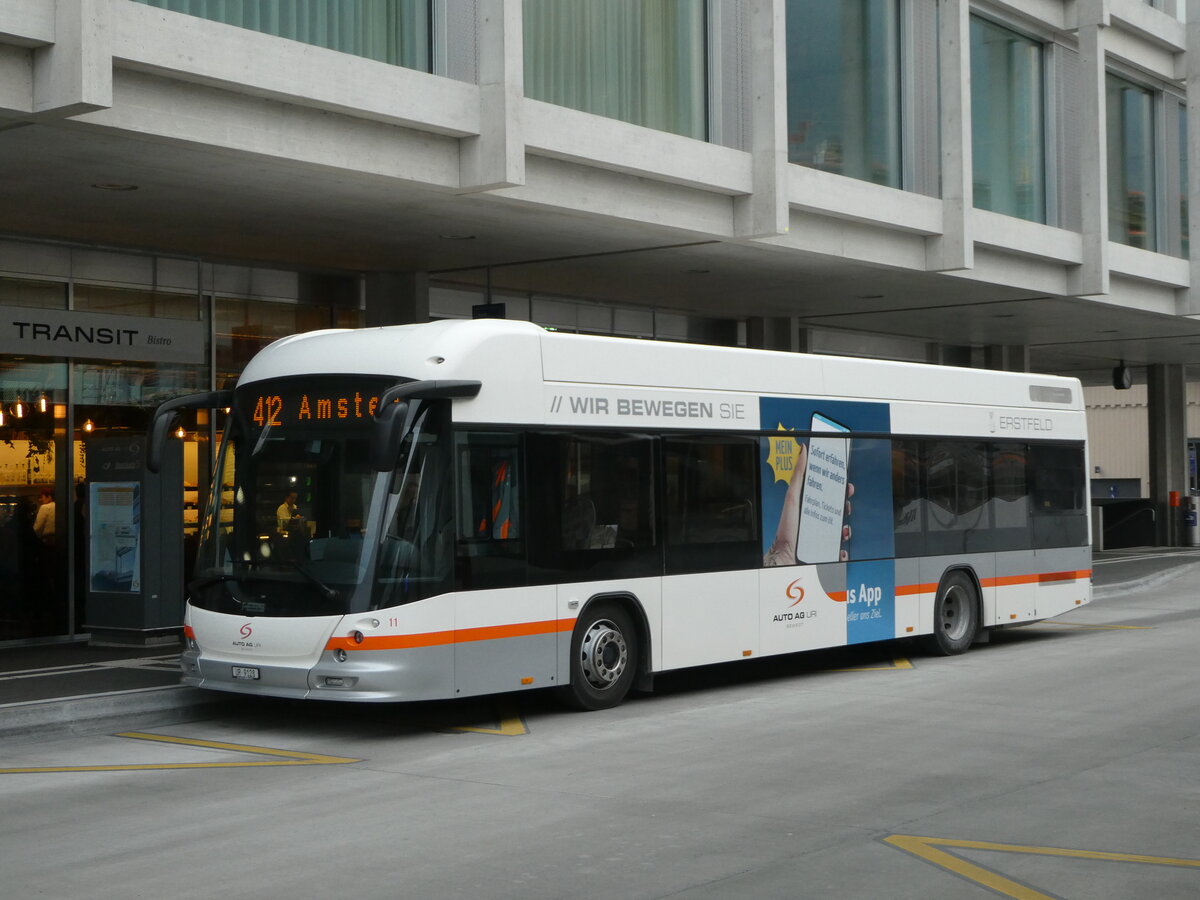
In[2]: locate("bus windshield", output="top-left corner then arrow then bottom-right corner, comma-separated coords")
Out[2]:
191,375 -> 453,617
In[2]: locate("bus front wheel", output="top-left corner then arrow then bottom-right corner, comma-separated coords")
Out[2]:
561,602 -> 639,711
923,572 -> 979,656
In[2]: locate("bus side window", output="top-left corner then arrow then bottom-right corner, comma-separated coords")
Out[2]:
454,432 -> 525,590
924,440 -> 991,555
664,436 -> 759,574
1029,444 -> 1087,548
892,439 -> 925,558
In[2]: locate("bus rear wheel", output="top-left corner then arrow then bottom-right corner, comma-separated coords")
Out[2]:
923,571 -> 979,656
561,602 -> 639,711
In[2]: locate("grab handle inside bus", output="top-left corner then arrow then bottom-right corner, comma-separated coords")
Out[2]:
370,380 -> 482,471
146,390 -> 235,473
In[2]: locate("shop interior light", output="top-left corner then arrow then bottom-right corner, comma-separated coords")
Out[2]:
13,397 -> 24,419
175,425 -> 186,439
0,408 -> 5,426
83,418 -> 95,433
38,393 -> 47,413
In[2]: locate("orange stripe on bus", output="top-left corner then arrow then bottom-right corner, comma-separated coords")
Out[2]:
325,617 -> 575,652
893,570 -> 1091,596
982,570 -> 1092,588
896,583 -> 938,596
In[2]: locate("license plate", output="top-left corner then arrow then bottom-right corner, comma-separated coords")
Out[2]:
231,666 -> 260,680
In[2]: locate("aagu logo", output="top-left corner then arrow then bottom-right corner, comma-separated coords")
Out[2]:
786,579 -> 805,607
774,579 -> 816,624
232,622 -> 260,649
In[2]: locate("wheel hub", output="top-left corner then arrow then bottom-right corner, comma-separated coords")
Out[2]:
580,619 -> 628,689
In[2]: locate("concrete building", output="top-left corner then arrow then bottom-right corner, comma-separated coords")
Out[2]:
0,0 -> 1197,643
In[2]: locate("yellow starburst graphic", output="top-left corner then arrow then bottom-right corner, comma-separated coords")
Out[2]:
766,423 -> 800,484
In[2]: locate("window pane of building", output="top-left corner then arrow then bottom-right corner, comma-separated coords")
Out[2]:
970,17 -> 1045,222
214,298 -> 335,388
129,0 -> 431,70
786,0 -> 901,187
523,0 -> 707,140
73,284 -> 201,321
1180,102 -> 1189,257
1106,74 -> 1157,249
0,277 -> 67,310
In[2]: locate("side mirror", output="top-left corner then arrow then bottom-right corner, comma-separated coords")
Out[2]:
368,380 -> 481,472
146,390 -> 234,473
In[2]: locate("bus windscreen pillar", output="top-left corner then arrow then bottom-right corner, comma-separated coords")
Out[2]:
85,436 -> 184,646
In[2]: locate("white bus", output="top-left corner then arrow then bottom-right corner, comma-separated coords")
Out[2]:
149,319 -> 1091,710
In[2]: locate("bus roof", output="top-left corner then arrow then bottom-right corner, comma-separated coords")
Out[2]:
237,319 -> 1084,435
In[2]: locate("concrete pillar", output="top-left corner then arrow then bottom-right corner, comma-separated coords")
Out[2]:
926,0 -> 973,272
458,0 -> 524,192
1185,0 -> 1200,312
982,344 -> 1030,372
364,272 -> 429,326
733,0 -> 789,239
1147,363 -> 1188,545
745,317 -> 810,352
1076,0 -> 1110,297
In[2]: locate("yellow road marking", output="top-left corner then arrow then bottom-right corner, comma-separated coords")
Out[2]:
885,834 -> 1200,899
1033,621 -> 1153,630
447,700 -> 529,736
832,657 -> 913,673
0,732 -> 360,774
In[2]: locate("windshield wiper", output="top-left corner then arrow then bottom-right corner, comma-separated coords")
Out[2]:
288,560 -> 340,603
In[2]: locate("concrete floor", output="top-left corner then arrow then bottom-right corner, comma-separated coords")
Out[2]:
2,563 -> 1198,899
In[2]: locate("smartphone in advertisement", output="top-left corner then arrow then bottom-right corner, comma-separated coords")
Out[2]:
795,412 -> 850,564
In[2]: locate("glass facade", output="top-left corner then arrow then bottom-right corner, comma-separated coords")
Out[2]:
0,244 -> 363,643
1106,74 -> 1157,249
130,0 -> 431,70
786,0 -> 901,187
970,17 -> 1045,223
523,0 -> 707,140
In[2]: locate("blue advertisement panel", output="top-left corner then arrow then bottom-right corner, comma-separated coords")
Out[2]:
759,398 -> 893,567
846,558 -> 896,644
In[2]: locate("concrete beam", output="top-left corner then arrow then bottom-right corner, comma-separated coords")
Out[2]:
1076,0 -> 1111,297
459,0 -> 525,193
32,0 -> 111,118
733,0 -> 788,239
925,0 -> 974,272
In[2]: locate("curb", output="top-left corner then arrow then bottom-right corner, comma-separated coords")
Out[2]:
0,684 -> 240,741
1092,559 -> 1200,601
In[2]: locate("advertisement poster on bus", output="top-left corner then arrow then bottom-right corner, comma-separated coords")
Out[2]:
759,397 -> 895,645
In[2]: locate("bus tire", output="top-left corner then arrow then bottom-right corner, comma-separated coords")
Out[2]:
561,602 -> 639,711
922,571 -> 979,656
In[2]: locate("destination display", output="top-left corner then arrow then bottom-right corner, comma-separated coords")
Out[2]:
236,376 -> 399,432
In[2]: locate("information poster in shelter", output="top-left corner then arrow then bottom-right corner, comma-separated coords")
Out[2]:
89,482 -> 141,593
